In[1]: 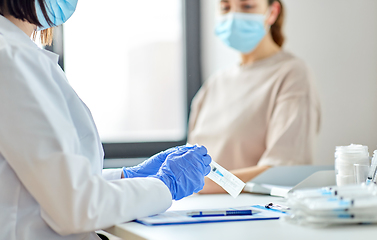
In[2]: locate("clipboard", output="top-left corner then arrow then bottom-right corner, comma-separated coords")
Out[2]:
135,205 -> 286,226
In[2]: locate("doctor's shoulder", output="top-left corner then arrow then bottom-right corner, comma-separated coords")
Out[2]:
0,35 -> 52,80
0,36 -> 37,63
0,34 -> 6,51
0,35 -> 20,80
0,34 -> 13,63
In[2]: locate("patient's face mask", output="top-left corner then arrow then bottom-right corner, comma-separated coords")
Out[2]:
215,11 -> 270,53
35,0 -> 78,31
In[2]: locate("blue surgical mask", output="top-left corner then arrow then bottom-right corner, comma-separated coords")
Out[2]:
215,12 -> 269,53
35,0 -> 78,31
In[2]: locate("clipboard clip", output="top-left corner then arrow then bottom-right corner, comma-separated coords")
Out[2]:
265,203 -> 290,212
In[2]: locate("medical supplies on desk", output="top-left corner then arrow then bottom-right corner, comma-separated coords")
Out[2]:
284,184 -> 377,226
283,144 -> 377,226
335,144 -> 370,186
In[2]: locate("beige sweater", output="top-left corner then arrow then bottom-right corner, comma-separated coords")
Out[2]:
188,51 -> 320,170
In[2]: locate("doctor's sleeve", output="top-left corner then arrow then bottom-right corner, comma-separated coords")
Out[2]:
102,168 -> 123,180
257,62 -> 321,166
0,47 -> 172,235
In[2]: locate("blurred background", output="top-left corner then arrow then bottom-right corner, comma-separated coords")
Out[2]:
52,0 -> 377,167
201,0 -> 377,164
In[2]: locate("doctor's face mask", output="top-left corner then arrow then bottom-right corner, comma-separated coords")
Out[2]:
35,0 -> 78,31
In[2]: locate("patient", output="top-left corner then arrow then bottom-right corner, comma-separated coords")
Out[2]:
188,0 -> 321,194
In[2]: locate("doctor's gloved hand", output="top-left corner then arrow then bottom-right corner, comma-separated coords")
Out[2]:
122,144 -> 196,178
151,145 -> 212,200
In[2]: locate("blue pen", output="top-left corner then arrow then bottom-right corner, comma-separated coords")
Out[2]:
187,210 -> 253,217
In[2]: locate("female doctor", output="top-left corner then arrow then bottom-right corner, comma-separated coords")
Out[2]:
0,0 -> 211,239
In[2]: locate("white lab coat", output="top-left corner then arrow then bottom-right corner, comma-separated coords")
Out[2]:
0,16 -> 172,240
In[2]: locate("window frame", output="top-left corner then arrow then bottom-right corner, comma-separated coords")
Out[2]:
47,0 -> 202,159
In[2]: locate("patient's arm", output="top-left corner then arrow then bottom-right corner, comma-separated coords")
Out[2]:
199,165 -> 270,194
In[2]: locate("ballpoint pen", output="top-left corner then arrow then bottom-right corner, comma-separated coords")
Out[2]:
187,210 -> 253,217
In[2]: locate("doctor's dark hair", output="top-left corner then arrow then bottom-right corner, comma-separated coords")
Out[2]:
0,0 -> 54,45
268,0 -> 285,47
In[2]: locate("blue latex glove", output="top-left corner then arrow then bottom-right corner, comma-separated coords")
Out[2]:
122,144 -> 196,178
151,145 -> 212,200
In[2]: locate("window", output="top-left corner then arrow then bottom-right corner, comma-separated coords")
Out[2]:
49,0 -> 202,160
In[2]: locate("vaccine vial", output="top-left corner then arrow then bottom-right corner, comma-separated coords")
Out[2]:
335,144 -> 369,186
207,161 -> 245,198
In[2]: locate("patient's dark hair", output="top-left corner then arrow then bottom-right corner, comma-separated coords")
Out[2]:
0,0 -> 54,45
268,0 -> 285,47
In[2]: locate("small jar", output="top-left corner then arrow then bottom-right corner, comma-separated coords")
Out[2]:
335,144 -> 369,186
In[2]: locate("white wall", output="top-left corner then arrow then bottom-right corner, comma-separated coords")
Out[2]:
201,0 -> 377,165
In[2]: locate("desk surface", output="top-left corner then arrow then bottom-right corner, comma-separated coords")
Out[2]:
105,193 -> 377,240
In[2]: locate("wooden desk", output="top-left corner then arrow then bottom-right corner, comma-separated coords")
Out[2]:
105,193 -> 377,240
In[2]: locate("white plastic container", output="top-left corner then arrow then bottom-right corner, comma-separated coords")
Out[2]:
335,144 -> 369,186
